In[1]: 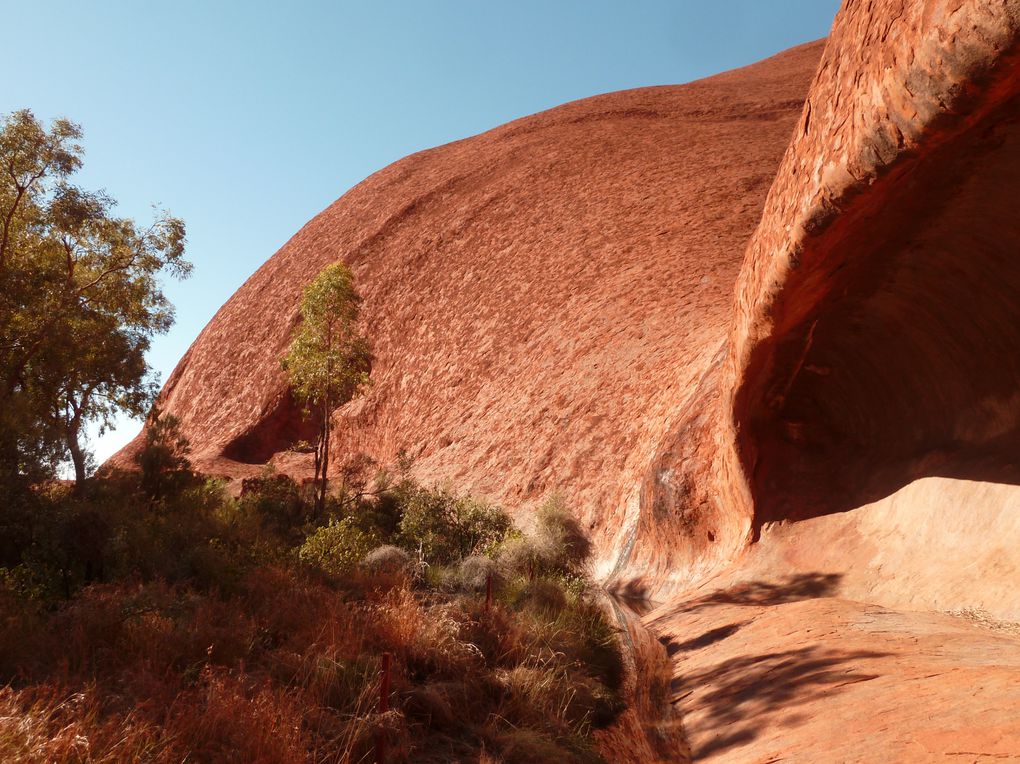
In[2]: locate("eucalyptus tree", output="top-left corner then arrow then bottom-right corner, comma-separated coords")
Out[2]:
282,262 -> 371,515
0,109 -> 189,490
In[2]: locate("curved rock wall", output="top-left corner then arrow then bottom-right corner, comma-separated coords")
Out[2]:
117,41 -> 822,579
730,0 -> 1020,523
715,0 -> 1020,617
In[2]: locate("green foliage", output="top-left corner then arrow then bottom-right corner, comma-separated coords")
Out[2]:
298,517 -> 379,578
136,405 -> 194,501
282,262 -> 371,414
0,481 -> 112,600
238,470 -> 309,540
0,482 -> 39,568
0,109 -> 190,488
354,486 -> 405,540
396,485 -> 513,565
281,261 -> 371,513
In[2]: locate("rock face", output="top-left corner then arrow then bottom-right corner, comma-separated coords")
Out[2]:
118,0 -> 1020,759
117,39 -> 822,579
721,0 -> 1020,619
645,1 -> 1020,760
730,0 -> 1020,540
622,0 -> 1020,600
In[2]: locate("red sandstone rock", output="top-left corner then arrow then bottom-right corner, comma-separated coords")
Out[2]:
642,1 -> 1020,760
651,590 -> 1020,762
115,40 -> 821,579
115,0 -> 1020,759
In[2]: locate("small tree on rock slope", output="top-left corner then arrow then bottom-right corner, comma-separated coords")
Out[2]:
282,262 -> 370,516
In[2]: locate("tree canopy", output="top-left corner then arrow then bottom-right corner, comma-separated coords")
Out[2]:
0,109 -> 190,489
282,261 -> 371,513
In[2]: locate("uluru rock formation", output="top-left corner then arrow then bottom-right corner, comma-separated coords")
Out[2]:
118,38 -> 823,580
118,0 -> 1020,759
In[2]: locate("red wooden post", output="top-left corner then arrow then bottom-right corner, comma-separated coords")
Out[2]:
485,572 -> 493,613
376,652 -> 392,763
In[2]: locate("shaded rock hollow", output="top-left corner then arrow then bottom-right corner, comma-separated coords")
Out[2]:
118,0 -> 1020,759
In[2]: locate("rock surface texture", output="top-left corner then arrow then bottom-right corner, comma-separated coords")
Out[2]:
117,40 -> 822,579
117,0 -> 1020,760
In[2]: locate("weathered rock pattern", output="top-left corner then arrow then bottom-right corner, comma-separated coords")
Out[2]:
729,0 -> 1020,539
117,39 -> 822,578
117,0 -> 1020,759
644,0 -> 1020,759
618,0 -> 1020,600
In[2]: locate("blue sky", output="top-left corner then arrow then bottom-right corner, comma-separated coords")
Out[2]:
3,1 -> 839,465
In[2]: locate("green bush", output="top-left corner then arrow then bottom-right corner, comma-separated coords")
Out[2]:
135,406 -> 196,501
298,518 -> 379,577
355,482 -> 406,540
458,497 -> 515,557
396,486 -> 513,565
238,471 -> 308,539
0,485 -> 38,569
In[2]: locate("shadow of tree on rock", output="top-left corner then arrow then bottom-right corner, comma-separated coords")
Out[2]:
603,575 -> 652,603
678,572 -> 842,614
652,572 -> 872,759
670,642 -> 889,759
663,621 -> 750,656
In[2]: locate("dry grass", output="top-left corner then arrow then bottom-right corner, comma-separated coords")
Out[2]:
0,473 -> 624,762
0,684 -> 167,763
0,563 -> 620,763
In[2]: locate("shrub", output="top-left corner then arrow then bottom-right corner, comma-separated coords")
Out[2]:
559,599 -> 626,696
299,518 -> 379,577
495,533 -> 541,578
457,555 -> 502,593
239,471 -> 307,538
532,495 -> 592,576
362,544 -> 411,575
395,486 -> 458,562
514,578 -> 568,616
494,496 -> 591,581
358,484 -> 406,540
0,485 -> 38,569
397,486 -> 513,565
135,406 -> 195,501
458,497 -> 515,557
0,485 -> 122,600
87,477 -> 258,591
